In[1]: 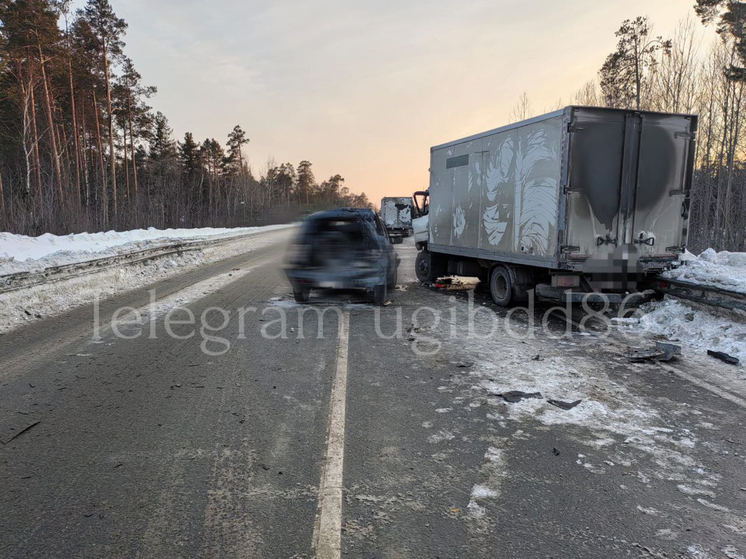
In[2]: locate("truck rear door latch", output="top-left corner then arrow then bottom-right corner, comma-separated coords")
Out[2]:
596,235 -> 617,246
634,235 -> 655,246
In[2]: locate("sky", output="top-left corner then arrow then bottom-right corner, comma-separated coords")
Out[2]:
77,0 -> 716,205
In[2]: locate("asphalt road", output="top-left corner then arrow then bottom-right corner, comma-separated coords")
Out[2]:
1,232 -> 745,558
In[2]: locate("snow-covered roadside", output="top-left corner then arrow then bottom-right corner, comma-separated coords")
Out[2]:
619,298 -> 746,365
0,224 -> 291,275
664,248 -> 746,295
0,225 -> 295,334
616,247 -> 746,366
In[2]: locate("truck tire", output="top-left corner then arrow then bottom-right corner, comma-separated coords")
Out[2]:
415,250 -> 445,283
373,283 -> 387,306
490,266 -> 513,307
293,288 -> 311,303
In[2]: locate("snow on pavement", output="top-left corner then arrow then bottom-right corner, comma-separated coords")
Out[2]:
415,293 -> 727,510
0,224 -> 292,275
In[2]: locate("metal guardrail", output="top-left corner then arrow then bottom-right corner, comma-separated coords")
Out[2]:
654,277 -> 746,313
0,230 -> 279,295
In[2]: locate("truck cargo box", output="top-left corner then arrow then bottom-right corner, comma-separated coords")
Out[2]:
425,106 -> 697,274
380,197 -> 414,237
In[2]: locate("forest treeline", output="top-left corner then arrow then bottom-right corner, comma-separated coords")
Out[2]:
0,0 -> 371,236
1,1 -> 746,251
512,1 -> 746,252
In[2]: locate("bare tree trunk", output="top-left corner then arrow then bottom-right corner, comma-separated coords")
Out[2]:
102,40 -> 117,217
122,123 -> 130,202
0,171 -> 5,217
723,83 -> 744,250
92,90 -> 108,227
29,82 -> 43,210
17,62 -> 34,198
37,46 -> 64,203
80,104 -> 90,207
68,60 -> 82,207
634,36 -> 641,110
126,95 -> 138,196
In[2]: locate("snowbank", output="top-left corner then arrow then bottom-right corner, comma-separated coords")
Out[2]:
664,248 -> 746,295
627,298 -> 746,364
0,224 -> 291,275
0,225 -> 295,334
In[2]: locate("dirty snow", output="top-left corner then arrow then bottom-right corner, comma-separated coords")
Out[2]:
0,224 -> 292,275
620,298 -> 746,365
665,248 -> 746,295
0,227 -> 294,334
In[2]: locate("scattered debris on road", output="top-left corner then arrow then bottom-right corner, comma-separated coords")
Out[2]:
1,420 -> 40,445
627,342 -> 681,363
433,276 -> 480,290
495,391 -> 543,403
707,350 -> 740,366
547,399 -> 583,411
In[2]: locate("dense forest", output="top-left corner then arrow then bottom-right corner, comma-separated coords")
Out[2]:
0,0 -> 371,236
0,1 -> 745,252
513,1 -> 746,252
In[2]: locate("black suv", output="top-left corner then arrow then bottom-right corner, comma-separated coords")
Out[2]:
285,208 -> 400,305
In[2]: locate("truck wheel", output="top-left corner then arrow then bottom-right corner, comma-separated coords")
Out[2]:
293,288 -> 311,303
415,250 -> 445,283
490,266 -> 513,307
373,283 -> 388,306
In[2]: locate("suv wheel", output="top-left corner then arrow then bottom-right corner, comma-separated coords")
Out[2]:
373,283 -> 387,306
293,288 -> 311,303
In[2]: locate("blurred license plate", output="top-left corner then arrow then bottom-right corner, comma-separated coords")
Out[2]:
319,281 -> 342,288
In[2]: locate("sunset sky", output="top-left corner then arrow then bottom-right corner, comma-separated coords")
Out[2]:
97,0 -> 716,205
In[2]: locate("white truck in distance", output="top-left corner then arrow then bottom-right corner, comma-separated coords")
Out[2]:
380,197 -> 414,242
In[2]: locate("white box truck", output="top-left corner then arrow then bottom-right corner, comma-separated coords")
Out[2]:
380,197 -> 414,240
412,106 -> 697,305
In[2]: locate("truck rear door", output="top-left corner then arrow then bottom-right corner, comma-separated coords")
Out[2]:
564,108 -> 695,263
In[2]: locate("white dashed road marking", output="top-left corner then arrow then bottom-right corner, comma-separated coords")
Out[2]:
313,310 -> 350,558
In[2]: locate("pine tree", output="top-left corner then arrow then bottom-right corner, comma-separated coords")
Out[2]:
114,56 -> 155,197
226,124 -> 249,177
80,0 -> 127,219
599,17 -> 671,110
296,160 -> 315,205
696,1 -> 746,80
149,111 -> 176,161
178,132 -> 200,178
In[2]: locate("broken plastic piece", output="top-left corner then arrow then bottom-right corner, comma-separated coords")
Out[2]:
495,391 -> 543,403
627,342 -> 681,363
707,350 -> 740,366
547,399 -> 582,411
1,420 -> 40,445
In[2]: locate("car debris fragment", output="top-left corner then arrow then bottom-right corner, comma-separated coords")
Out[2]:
495,391 -> 543,403
627,342 -> 681,363
707,350 -> 740,366
433,276 -> 480,291
547,399 -> 582,411
1,420 -> 40,445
